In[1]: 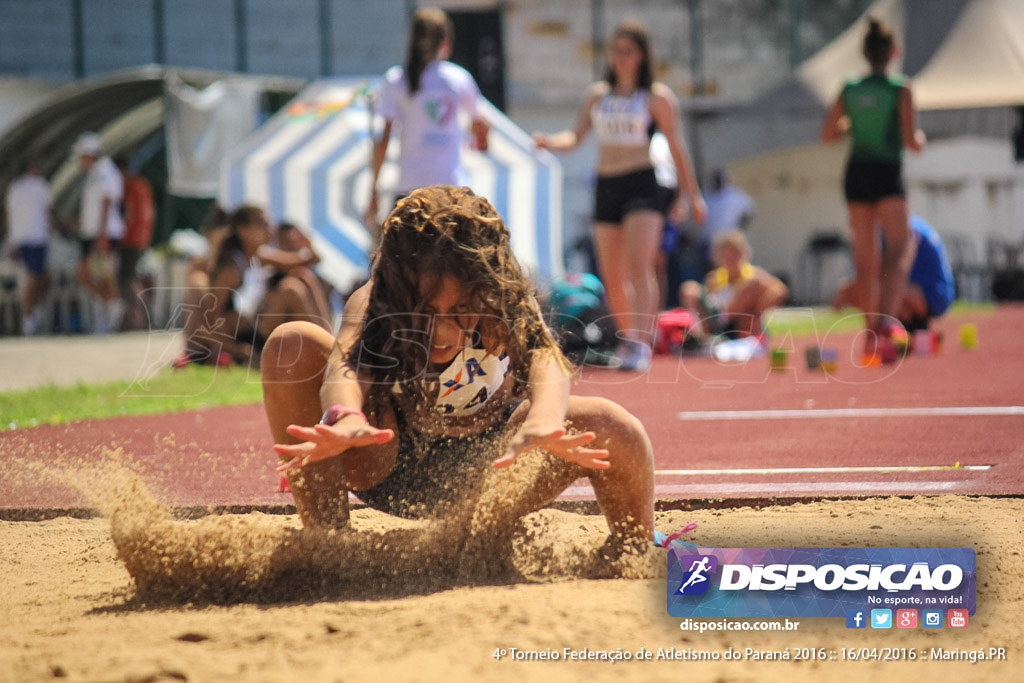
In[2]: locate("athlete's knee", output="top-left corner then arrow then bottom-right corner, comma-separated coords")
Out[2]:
261,321 -> 329,382
576,397 -> 650,454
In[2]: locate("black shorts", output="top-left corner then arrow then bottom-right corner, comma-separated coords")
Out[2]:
236,327 -> 268,352
355,404 -> 516,518
902,313 -> 931,333
118,246 -> 144,290
80,238 -> 121,257
844,158 -> 905,203
17,244 -> 48,275
594,167 -> 673,224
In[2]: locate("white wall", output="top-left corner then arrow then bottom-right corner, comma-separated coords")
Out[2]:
906,137 -> 1024,256
730,141 -> 848,303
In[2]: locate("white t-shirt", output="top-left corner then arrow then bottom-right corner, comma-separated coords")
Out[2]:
79,156 -> 124,240
4,173 -> 51,245
703,186 -> 754,240
375,60 -> 481,193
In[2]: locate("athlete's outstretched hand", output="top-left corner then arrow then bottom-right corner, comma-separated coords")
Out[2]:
275,414 -> 393,473
493,423 -> 610,470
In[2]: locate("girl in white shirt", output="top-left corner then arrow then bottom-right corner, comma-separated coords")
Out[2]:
366,7 -> 489,229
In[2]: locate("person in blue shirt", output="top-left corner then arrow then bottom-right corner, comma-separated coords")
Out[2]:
833,214 -> 955,332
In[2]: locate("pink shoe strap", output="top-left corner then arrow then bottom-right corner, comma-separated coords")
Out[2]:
660,521 -> 699,546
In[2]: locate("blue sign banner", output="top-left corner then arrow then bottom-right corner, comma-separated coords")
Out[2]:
667,548 -> 976,618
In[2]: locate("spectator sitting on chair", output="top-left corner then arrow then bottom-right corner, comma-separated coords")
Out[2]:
174,205 -> 231,367
832,214 -> 954,333
264,221 -> 332,333
178,206 -> 331,368
680,229 -> 788,343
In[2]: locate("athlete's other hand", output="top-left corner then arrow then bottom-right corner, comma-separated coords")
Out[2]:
494,424 -> 610,470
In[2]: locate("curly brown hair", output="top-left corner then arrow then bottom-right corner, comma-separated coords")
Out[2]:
349,185 -> 567,414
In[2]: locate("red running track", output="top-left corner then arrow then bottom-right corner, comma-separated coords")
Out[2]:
2,306 -> 1022,514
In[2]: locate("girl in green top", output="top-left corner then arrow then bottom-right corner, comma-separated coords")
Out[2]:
821,17 -> 925,360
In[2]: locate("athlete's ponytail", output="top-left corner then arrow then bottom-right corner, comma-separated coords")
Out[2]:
405,7 -> 452,95
863,16 -> 895,70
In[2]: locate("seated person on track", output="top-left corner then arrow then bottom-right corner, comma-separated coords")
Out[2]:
181,206 -> 330,367
680,228 -> 788,343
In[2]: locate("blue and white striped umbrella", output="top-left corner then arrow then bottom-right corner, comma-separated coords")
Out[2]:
220,77 -> 563,293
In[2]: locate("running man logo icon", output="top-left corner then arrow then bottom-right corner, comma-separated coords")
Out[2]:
675,554 -> 718,595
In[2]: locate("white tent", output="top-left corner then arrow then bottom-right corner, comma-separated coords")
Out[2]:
711,0 -> 1024,303
220,78 -> 563,293
797,0 -> 1024,110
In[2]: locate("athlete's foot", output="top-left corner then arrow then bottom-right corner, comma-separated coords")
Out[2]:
585,533 -> 655,579
608,340 -> 652,372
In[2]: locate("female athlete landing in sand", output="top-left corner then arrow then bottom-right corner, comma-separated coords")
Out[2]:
262,185 -> 654,553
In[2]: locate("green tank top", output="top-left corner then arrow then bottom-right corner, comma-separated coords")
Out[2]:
841,73 -> 905,163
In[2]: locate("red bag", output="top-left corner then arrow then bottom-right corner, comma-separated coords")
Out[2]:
654,308 -> 696,355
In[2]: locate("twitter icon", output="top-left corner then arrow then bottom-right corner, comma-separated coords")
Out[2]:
870,609 -> 893,629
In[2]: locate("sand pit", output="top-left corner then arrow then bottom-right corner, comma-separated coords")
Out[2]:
1,468 -> 1020,683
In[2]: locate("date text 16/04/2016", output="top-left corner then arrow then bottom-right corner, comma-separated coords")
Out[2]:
491,647 -> 1008,663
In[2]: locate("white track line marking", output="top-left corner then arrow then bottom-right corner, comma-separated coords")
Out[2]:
677,406 -> 1024,421
653,482 -> 963,495
654,465 -> 990,476
561,481 -> 966,498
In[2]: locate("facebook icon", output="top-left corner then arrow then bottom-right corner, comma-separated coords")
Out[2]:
845,609 -> 867,629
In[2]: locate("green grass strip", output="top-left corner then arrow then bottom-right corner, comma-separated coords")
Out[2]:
763,301 -> 995,339
1,301 -> 996,431
1,365 -> 264,431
